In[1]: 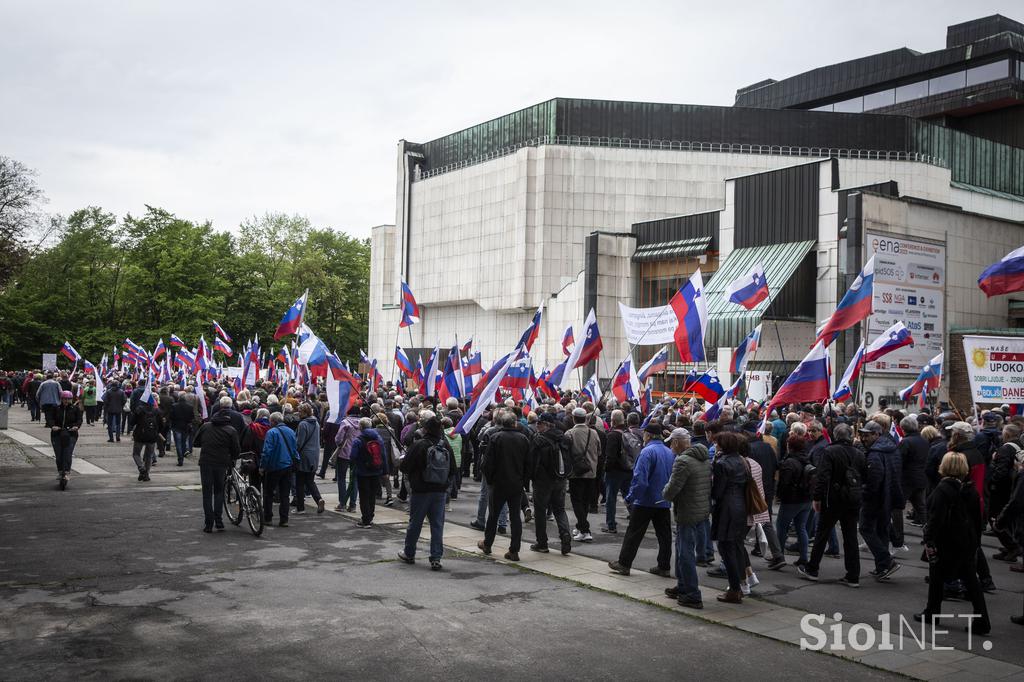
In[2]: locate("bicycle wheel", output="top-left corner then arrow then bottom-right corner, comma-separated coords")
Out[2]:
225,477 -> 243,525
245,487 -> 264,537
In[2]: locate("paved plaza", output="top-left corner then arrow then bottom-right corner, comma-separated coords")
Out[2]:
2,405 -> 1023,680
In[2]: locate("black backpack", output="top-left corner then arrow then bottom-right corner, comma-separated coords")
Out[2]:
536,432 -> 572,480
831,446 -> 863,508
135,409 -> 159,442
423,439 -> 451,485
621,431 -> 643,470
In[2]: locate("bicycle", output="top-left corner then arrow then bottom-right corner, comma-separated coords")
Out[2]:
225,453 -> 264,537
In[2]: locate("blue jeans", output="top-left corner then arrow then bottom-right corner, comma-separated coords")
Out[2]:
776,502 -> 812,564
696,517 -> 714,561
172,427 -> 192,462
604,470 -> 631,530
475,477 -> 508,527
107,412 -> 122,441
859,509 -> 894,572
674,522 -> 702,602
405,491 -> 447,560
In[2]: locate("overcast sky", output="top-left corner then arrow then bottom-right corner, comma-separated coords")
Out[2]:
1,1 -> 1017,238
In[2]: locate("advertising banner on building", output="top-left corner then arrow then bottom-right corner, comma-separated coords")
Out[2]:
865,233 -> 945,374
41,353 -> 57,371
618,302 -> 677,345
962,335 -> 1024,405
745,371 -> 773,403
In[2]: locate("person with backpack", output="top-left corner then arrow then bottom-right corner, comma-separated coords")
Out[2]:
989,423 -> 1021,560
193,407 -> 240,532
776,432 -> 814,567
350,418 -> 387,528
131,400 -> 163,482
529,412 -> 573,555
601,409 -> 638,534
397,415 -> 456,570
798,423 -> 866,585
477,410 -> 532,562
293,402 -> 325,515
47,390 -> 82,489
914,452 -> 990,635
261,411 -> 300,527
858,419 -> 904,582
607,421 -> 677,578
567,408 -> 600,543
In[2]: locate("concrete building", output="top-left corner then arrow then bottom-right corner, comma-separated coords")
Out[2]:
369,15 -> 1024,407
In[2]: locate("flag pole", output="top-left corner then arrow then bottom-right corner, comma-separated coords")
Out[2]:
392,323 -> 402,383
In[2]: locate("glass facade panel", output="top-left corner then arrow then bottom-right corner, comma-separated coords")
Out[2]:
895,81 -> 929,103
810,104 -> 834,112
966,59 -> 1009,86
929,70 -> 967,95
863,89 -> 896,111
833,97 -> 863,113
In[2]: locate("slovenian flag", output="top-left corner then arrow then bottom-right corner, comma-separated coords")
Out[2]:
394,346 -> 413,377
515,304 -> 543,352
499,356 -> 532,391
611,359 -> 641,404
153,339 -> 167,360
725,263 -> 769,310
399,279 -> 420,328
729,325 -> 761,375
815,257 -> 875,346
438,347 -> 464,402
863,321 -> 914,364
832,343 -> 865,402
212,320 -> 232,343
213,337 -> 233,357
637,345 -> 669,384
581,373 -> 602,404
670,270 -> 708,363
60,341 -> 81,362
899,352 -> 943,404
456,352 -> 515,435
690,370 -> 725,403
564,308 -> 602,375
421,346 -> 440,397
979,246 -> 1024,298
275,291 -> 308,340
561,325 -> 575,356
169,334 -> 186,348
768,341 -> 831,410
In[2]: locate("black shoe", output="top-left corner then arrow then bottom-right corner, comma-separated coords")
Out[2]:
107,438 -> 114,443
649,566 -> 672,578
994,548 -> 1022,562
838,577 -> 860,588
203,526 -> 213,533
294,508 -> 306,514
600,525 -> 618,534
980,577 -> 997,593
560,537 -> 571,555
215,522 -> 225,531
138,472 -> 144,481
397,551 -> 415,564
608,561 -> 630,576
797,565 -> 818,581
1012,615 -> 1024,626
430,560 -> 442,571
664,587 -> 680,599
529,544 -> 549,553
504,551 -> 520,562
677,597 -> 704,609
497,526 -> 507,535
469,520 -> 485,531
279,521 -> 289,527
751,546 -> 763,558
177,461 -> 183,467
766,557 -> 787,571
706,566 -> 727,578
143,473 -> 151,481
355,521 -> 372,528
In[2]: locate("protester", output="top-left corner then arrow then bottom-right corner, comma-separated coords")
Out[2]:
131,399 -> 163,482
662,427 -> 711,608
350,417 -> 386,528
529,412 -> 573,555
858,420 -> 903,581
261,412 -> 298,527
193,407 -> 240,532
567,407 -> 600,543
46,390 -> 82,488
398,415 -> 456,570
710,431 -> 750,603
293,402 -> 325,514
477,410 -> 532,562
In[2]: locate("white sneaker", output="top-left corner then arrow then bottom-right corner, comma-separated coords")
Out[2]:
740,580 -> 751,596
572,529 -> 582,540
446,504 -> 453,512
747,571 -> 760,588
581,532 -> 594,542
891,544 -> 909,553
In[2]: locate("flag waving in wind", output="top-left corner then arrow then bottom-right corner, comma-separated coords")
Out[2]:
213,337 -> 233,357
637,345 -> 669,384
725,263 -> 769,310
60,342 -> 81,363
730,325 -> 761,375
978,246 -> 1024,297
863,321 -> 914,364
399,279 -> 420,328
832,343 -> 865,403
212,320 -> 233,343
768,341 -> 831,411
275,291 -> 308,340
515,304 -> 543,352
169,334 -> 186,349
557,308 -> 602,389
561,325 -> 575,356
394,346 -> 413,377
815,257 -> 875,346
670,270 -> 708,363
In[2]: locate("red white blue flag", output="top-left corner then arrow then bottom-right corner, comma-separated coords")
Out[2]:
769,341 -> 831,410
564,308 -> 602,377
979,246 -> 1024,297
213,337 -> 233,357
863,321 -> 914,364
399,279 -> 420,328
832,342 -> 864,403
515,305 -> 543,352
725,263 -> 769,310
394,346 -> 413,377
637,345 -> 669,384
561,325 -> 575,356
60,341 -> 81,362
275,291 -> 308,340
816,257 -> 875,346
212,320 -> 232,343
669,270 -> 708,363
729,325 -> 761,375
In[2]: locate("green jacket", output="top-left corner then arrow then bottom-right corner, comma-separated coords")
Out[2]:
83,386 -> 98,407
662,444 -> 711,526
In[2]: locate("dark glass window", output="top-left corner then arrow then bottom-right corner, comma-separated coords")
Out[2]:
929,70 -> 967,95
895,81 -> 929,103
833,97 -> 863,113
863,89 -> 895,111
966,59 -> 1009,86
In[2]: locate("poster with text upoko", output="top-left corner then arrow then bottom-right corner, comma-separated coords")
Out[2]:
962,335 -> 1024,405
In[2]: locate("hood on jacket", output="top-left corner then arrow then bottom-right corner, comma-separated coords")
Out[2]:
683,443 -> 709,462
870,434 -> 899,454
211,411 -> 232,427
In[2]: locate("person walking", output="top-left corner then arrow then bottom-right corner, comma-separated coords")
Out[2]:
776,433 -> 814,567
82,380 -> 98,426
914,452 -> 990,634
36,373 -> 62,425
799,423 -> 866,586
567,408 -> 600,543
293,403 -> 325,514
102,381 -> 126,443
47,390 -> 82,489
710,431 -> 749,604
398,415 -> 456,570
529,412 -> 573,556
662,427 -> 711,608
858,420 -> 903,581
131,400 -> 163,482
333,415 -> 361,512
608,421 -> 676,578
261,412 -> 299,527
477,411 -> 532,561
170,392 -> 196,466
350,418 -> 386,528
193,408 -> 240,533
898,415 -> 930,528
601,409 -> 638,534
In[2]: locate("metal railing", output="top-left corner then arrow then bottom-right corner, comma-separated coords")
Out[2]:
414,134 -> 947,180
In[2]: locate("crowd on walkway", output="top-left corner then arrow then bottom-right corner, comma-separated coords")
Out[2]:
5,367 -> 1024,632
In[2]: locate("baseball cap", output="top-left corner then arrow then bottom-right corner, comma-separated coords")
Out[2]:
666,427 -> 691,443
644,421 -> 664,436
950,421 -> 974,436
572,407 -> 587,419
858,421 -> 883,435
982,411 -> 1002,423
538,413 -> 557,424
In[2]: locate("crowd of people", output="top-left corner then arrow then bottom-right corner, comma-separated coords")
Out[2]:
5,367 -> 1024,630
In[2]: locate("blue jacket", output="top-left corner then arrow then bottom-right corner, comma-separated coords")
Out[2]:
350,428 -> 387,477
261,424 -> 298,472
626,440 -> 675,509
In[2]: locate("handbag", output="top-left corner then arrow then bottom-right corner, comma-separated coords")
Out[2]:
743,458 -> 769,515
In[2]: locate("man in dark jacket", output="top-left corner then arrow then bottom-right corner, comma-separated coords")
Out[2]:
990,424 -> 1022,560
477,411 -> 532,562
529,413 -> 573,555
193,410 -> 240,532
170,393 -> 196,466
897,416 -> 930,530
601,410 -> 634,534
745,428 -> 785,569
47,391 -> 82,484
801,424 -> 866,586
101,382 -> 127,442
131,401 -> 163,482
858,421 -> 903,581
397,416 -> 456,570
350,419 -> 387,528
